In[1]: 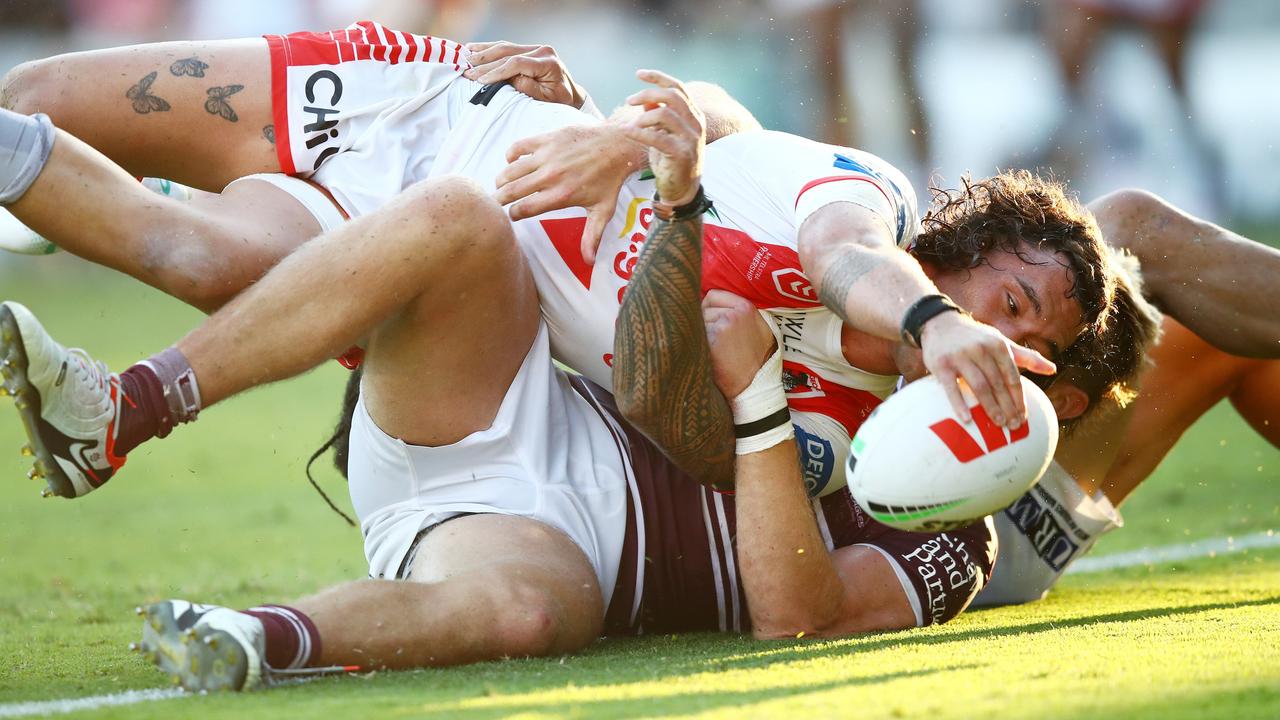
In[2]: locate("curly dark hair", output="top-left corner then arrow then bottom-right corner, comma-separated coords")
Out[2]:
911,170 -> 1116,342
1053,248 -> 1163,433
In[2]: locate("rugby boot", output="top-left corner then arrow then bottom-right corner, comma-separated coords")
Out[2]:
134,601 -> 268,692
0,301 -> 124,497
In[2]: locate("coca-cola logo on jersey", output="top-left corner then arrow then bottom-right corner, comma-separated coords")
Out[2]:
771,268 -> 816,303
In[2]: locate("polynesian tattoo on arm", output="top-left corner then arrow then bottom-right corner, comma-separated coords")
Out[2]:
169,57 -> 209,78
262,125 -> 275,145
815,245 -> 885,326
126,72 -> 170,114
204,84 -> 244,122
614,215 -> 736,491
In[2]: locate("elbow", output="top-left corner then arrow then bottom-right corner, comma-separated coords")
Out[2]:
795,231 -> 826,279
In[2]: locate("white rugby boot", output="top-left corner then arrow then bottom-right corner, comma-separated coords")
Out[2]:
0,301 -> 125,498
134,601 -> 269,692
0,177 -> 193,255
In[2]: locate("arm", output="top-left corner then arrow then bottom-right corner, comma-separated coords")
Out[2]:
1089,188 -> 1280,358
702,291 -> 915,636
612,71 -> 735,490
800,203 -> 1055,428
472,43 -> 760,263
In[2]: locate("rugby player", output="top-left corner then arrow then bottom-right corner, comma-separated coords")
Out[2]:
975,190 -> 1280,605
0,23 -> 1263,622
0,28 -> 1116,688
0,63 -> 1087,690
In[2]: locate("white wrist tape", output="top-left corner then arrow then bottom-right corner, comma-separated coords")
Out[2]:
731,346 -> 794,455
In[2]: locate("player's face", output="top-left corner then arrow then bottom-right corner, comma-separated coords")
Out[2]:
930,243 -> 1085,362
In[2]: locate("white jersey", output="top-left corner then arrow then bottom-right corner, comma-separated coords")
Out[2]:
971,460 -> 1124,606
267,23 -> 919,496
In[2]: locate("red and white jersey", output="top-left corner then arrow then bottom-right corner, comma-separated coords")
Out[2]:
265,24 -> 918,496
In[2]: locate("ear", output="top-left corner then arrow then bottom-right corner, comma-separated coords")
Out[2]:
1045,381 -> 1089,420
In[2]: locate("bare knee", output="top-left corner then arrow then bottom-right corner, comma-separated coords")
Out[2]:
2,58 -> 57,115
399,177 -> 516,264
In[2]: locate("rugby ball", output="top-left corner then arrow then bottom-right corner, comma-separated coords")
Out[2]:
846,375 -> 1058,532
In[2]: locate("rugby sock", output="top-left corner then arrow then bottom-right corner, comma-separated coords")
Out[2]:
115,347 -> 202,455
0,108 -> 55,205
242,605 -> 322,670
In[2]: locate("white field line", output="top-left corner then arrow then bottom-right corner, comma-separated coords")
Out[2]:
1067,530 -> 1280,574
0,689 -> 186,718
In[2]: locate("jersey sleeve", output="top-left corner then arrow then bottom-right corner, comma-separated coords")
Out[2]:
719,132 -> 920,249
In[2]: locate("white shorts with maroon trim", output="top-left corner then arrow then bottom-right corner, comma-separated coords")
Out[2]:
348,321 -> 632,607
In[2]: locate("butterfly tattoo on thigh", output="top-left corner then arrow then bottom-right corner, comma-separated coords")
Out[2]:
205,84 -> 245,122
170,57 -> 209,78
126,72 -> 171,114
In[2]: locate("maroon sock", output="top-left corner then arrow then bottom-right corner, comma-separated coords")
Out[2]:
115,347 -> 201,456
242,605 -> 322,670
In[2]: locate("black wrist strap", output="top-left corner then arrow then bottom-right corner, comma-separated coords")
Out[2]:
733,407 -> 792,439
654,185 -> 713,222
901,294 -> 963,348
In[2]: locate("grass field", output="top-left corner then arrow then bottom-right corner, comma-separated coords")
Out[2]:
0,255 -> 1276,719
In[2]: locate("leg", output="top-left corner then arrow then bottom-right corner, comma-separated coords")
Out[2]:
1,176 -> 531,498
175,176 -> 537,442
8,127 -> 323,312
1,39 -> 277,190
1089,189 -> 1280,357
296,514 -> 603,668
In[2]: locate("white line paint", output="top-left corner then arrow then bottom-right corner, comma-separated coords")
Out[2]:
0,688 -> 186,718
1068,530 -> 1280,574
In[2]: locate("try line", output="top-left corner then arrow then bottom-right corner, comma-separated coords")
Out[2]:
1068,529 -> 1280,574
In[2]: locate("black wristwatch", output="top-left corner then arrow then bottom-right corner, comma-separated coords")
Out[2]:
900,294 -> 964,348
653,185 -> 713,222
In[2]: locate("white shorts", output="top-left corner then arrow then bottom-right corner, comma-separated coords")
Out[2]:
223,174 -> 346,232
972,461 -> 1123,606
346,321 -> 632,606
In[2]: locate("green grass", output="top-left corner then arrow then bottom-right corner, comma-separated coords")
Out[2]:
0,256 -> 1277,719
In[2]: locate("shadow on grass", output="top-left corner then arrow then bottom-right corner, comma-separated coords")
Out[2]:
336,665 -> 969,720
584,594 -> 1280,681
256,594 -> 1280,719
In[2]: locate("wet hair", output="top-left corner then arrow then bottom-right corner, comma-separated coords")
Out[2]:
1052,248 -> 1163,433
912,169 -> 1116,342
304,367 -> 362,526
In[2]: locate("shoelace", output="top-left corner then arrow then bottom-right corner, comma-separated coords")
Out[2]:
66,348 -> 110,395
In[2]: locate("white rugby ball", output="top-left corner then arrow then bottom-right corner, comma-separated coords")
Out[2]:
846,375 -> 1058,532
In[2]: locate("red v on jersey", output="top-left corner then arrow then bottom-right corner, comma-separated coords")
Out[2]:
541,217 -> 594,289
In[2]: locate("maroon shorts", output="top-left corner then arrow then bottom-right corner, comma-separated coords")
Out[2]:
587,380 -> 996,634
